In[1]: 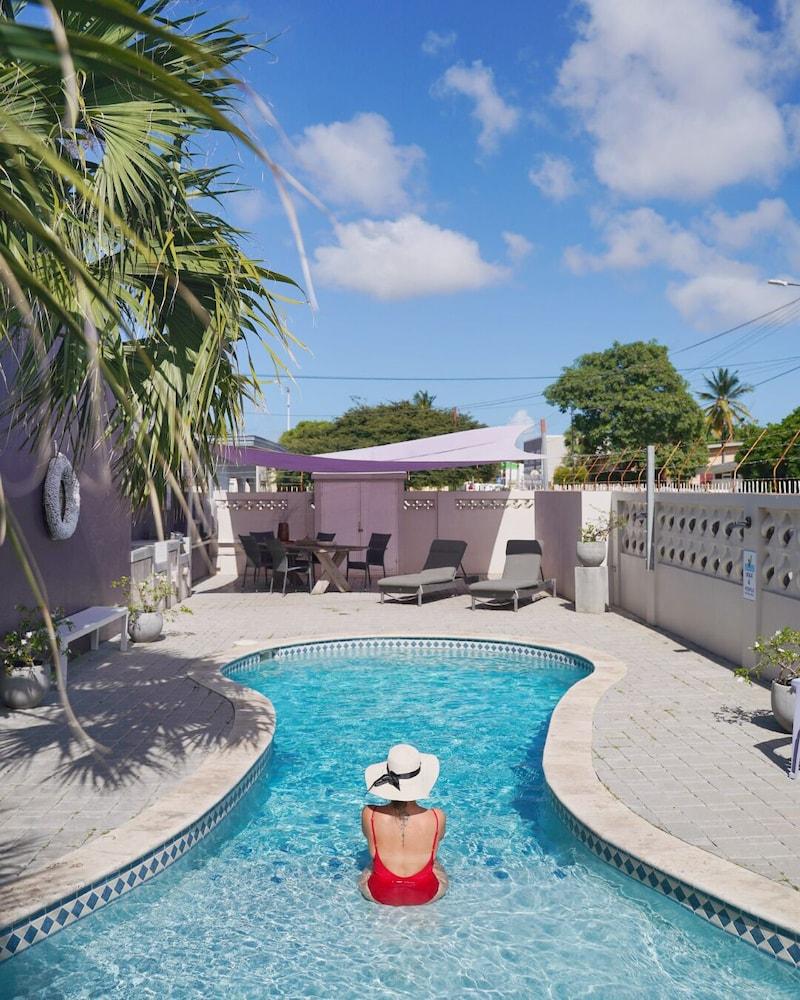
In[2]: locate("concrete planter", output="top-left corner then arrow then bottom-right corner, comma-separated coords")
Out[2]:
771,681 -> 796,734
129,611 -> 163,643
0,660 -> 52,710
577,541 -> 607,567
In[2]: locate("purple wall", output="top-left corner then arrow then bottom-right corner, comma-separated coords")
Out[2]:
0,431 -> 131,634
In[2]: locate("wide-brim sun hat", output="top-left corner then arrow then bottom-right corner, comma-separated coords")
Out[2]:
364,743 -> 440,801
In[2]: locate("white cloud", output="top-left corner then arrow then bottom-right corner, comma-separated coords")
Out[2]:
703,198 -> 800,269
313,215 -> 509,300
564,207 -> 715,275
422,30 -> 457,56
294,113 -> 424,215
435,61 -> 520,153
510,408 -> 534,427
556,0 -> 789,199
563,204 -> 800,328
502,231 -> 534,262
528,155 -> 578,201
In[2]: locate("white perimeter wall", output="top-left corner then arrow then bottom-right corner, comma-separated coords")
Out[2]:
608,492 -> 800,669
214,487 -> 538,580
399,491 -> 536,577
533,490 -> 612,600
214,491 -> 314,575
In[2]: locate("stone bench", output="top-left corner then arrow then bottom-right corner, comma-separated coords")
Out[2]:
56,606 -> 129,682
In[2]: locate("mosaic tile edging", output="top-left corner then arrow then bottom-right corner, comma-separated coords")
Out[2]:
250,635 -> 593,672
549,793 -> 800,970
0,650 -> 271,964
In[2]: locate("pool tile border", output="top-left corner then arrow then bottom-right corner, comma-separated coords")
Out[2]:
0,648 -> 276,963
550,796 -> 800,968
0,744 -> 270,961
542,645 -> 800,971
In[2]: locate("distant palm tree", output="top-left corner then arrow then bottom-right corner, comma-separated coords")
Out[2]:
413,390 -> 436,409
698,368 -> 753,440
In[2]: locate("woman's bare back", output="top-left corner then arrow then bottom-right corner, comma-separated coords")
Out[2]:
362,803 -> 445,877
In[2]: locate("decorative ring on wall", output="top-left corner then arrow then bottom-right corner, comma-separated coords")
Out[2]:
43,453 -> 80,540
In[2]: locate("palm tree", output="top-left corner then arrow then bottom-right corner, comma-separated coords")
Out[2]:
413,390 -> 436,409
0,1 -> 303,742
698,368 -> 753,440
1,1 -> 302,509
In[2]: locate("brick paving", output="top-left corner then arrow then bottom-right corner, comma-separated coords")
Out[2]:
1,576 -> 797,892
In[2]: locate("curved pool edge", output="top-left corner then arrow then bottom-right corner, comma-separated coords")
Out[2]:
543,644 -> 800,969
0,648 -> 277,962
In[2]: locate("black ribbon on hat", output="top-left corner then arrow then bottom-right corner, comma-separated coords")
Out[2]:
369,764 -> 421,792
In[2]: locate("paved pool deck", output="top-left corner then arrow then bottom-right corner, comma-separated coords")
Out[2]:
1,576 -> 798,899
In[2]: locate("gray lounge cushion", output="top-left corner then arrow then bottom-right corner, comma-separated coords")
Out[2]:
469,578 -> 541,595
379,567 -> 456,589
379,539 -> 467,591
468,540 -> 545,599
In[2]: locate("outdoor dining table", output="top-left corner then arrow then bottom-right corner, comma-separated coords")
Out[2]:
282,540 -> 367,595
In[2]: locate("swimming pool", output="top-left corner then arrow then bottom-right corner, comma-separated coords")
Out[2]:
1,638 -> 798,998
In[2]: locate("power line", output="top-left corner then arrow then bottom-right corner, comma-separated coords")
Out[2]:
752,362 -> 800,388
256,355 -> 800,385
256,373 -> 556,383
671,295 -> 800,355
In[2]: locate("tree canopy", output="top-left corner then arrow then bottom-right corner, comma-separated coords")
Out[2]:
544,340 -> 707,479
736,407 -> 800,480
279,395 -> 498,489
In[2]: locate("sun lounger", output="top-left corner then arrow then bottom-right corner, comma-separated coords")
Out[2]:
378,539 -> 467,606
468,540 -> 556,612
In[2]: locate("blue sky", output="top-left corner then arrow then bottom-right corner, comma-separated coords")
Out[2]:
204,0 -> 800,440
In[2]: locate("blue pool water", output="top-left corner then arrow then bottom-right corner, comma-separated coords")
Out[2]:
2,643 -> 798,999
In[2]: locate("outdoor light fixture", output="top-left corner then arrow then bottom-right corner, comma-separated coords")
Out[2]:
768,278 -> 800,287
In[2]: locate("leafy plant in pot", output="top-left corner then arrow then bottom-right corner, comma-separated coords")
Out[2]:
113,575 -> 191,643
0,606 -> 72,710
735,628 -> 800,734
577,513 -> 626,567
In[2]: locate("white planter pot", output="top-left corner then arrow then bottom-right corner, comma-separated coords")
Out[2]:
771,681 -> 796,734
0,661 -> 52,710
129,611 -> 164,643
577,541 -> 607,567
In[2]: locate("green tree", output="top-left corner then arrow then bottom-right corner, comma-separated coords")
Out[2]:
544,341 -> 707,479
552,464 -> 588,485
736,408 -> 800,480
698,368 -> 752,440
280,395 -> 498,489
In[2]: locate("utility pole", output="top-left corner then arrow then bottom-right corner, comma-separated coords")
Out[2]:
285,385 -> 291,432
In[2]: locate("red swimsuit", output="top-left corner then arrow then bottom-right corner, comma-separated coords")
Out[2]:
367,808 -> 440,906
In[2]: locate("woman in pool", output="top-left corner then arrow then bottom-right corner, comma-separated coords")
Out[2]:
360,743 -> 448,906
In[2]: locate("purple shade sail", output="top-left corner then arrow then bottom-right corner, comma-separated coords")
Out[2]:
218,424 -> 538,473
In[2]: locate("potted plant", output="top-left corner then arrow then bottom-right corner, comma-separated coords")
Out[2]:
113,574 -> 191,643
0,605 -> 71,710
735,628 -> 800,733
577,513 -> 625,567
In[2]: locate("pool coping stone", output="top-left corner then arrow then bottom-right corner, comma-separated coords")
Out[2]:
543,642 -> 800,968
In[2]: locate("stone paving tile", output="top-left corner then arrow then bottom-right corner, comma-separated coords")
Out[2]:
1,576 -> 797,894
